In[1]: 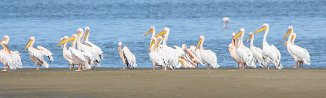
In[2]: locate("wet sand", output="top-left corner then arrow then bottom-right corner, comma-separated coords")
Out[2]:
0,68 -> 325,98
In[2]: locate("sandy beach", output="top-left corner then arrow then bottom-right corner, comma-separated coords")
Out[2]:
0,68 -> 325,98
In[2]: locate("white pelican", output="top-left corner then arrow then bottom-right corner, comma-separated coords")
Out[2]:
148,36 -> 166,70
283,26 -> 310,68
254,23 -> 282,69
195,36 -> 219,69
222,17 -> 230,29
234,28 -> 255,69
0,41 -> 16,71
76,28 -> 100,68
180,44 -> 202,68
144,26 -> 156,48
249,32 -> 267,68
25,37 -> 54,70
118,42 -> 137,69
228,32 -> 241,67
58,34 -> 92,71
155,28 -> 181,69
60,36 -> 77,70
83,27 -> 104,61
2,35 -> 22,70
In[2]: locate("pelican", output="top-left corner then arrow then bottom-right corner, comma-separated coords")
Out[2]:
180,44 -> 202,68
283,26 -> 310,68
76,28 -> 100,68
254,23 -> 282,69
60,36 -> 77,70
228,32 -> 241,67
155,28 -> 181,69
2,35 -> 22,70
58,34 -> 92,71
222,17 -> 230,29
195,36 -> 219,69
234,28 -> 255,69
118,42 -> 137,69
148,36 -> 166,70
83,27 -> 104,61
144,26 -> 156,48
249,32 -> 267,68
0,41 -> 16,71
25,37 -> 54,70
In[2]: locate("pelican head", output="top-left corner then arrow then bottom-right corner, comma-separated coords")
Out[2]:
283,26 -> 293,40
57,34 -> 77,45
196,36 -> 205,50
77,28 -> 84,37
155,27 -> 169,38
0,41 -> 10,53
232,32 -> 235,38
182,44 -> 187,50
144,26 -> 155,36
234,28 -> 244,39
25,37 -> 35,50
84,26 -> 90,41
249,32 -> 254,40
2,35 -> 9,43
254,23 -> 269,34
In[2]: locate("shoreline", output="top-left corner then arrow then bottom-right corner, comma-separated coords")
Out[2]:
0,68 -> 325,98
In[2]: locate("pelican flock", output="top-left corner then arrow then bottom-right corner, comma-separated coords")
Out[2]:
0,23 -> 314,71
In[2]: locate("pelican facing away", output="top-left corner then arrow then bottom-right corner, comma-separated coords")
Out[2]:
60,36 -> 77,70
25,37 -> 54,70
283,26 -> 310,68
1,35 -> 22,71
118,42 -> 137,69
254,23 -> 282,69
249,32 -> 267,68
195,36 -> 219,69
234,28 -> 255,69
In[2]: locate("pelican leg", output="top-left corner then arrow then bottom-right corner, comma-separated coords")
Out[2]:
75,65 -> 82,72
152,62 -> 156,70
36,65 -> 40,71
2,64 -> 7,72
70,64 -> 73,70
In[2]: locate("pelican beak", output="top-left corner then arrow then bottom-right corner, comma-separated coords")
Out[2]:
283,29 -> 292,40
144,28 -> 154,36
234,31 -> 243,39
77,32 -> 82,37
155,31 -> 167,38
149,40 -> 155,48
254,26 -> 267,34
57,37 -> 76,46
25,39 -> 32,50
196,39 -> 202,50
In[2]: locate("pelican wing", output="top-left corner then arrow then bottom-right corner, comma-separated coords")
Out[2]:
0,52 -> 16,69
28,48 -> 45,62
37,46 -> 54,62
84,41 -> 104,59
289,45 -> 310,64
69,47 -> 86,62
270,45 -> 281,60
173,45 -> 186,57
200,50 -> 218,68
11,51 -> 22,68
122,46 -> 137,67
80,44 -> 101,62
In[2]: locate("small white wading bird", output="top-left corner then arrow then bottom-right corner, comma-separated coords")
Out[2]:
222,17 -> 230,29
60,36 -> 77,70
254,23 -> 282,69
83,27 -> 104,61
1,35 -> 22,71
118,42 -> 137,69
248,32 -> 267,68
283,26 -> 310,68
58,34 -> 93,71
25,37 -> 54,70
234,28 -> 255,69
195,36 -> 219,69
228,32 -> 241,67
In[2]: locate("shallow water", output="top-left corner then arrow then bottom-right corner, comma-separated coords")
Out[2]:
0,0 -> 325,68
